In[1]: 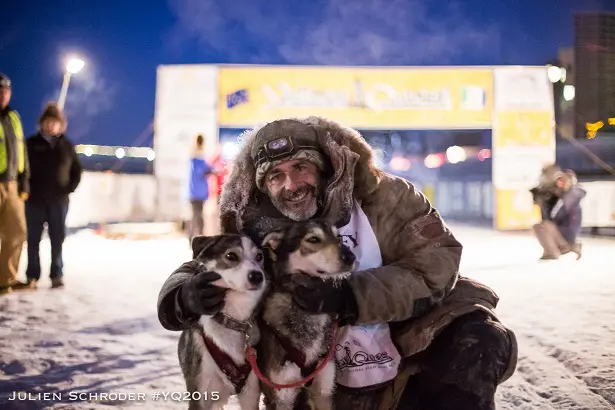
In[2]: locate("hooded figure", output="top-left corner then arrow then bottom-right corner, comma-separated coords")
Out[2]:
158,117 -> 517,410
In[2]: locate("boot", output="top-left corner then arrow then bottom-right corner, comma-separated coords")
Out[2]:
540,254 -> 559,260
572,243 -> 582,260
10,279 -> 37,291
51,277 -> 65,289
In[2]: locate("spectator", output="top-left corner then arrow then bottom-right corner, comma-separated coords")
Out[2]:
0,73 -> 30,295
209,147 -> 228,199
188,134 -> 213,242
532,167 -> 585,260
24,103 -> 82,289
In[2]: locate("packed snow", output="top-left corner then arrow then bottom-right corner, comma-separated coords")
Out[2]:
0,223 -> 614,409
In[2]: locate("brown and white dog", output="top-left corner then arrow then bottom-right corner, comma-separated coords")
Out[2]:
178,234 -> 268,410
258,220 -> 357,410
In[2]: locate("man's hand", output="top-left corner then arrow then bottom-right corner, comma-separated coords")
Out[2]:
291,274 -> 358,325
19,192 -> 29,201
180,268 -> 228,317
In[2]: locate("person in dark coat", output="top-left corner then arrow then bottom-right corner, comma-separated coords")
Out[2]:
24,103 -> 82,289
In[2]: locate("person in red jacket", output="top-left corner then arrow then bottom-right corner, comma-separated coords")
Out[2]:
210,151 -> 228,198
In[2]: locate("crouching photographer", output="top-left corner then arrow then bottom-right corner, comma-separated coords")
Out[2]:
531,167 -> 585,260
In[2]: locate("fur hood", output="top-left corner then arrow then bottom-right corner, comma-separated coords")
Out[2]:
218,116 -> 384,235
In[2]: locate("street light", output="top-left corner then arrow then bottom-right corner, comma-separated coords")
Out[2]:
57,56 -> 85,110
563,85 -> 576,102
445,145 -> 467,164
547,65 -> 566,83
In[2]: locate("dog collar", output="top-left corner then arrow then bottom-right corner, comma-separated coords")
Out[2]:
213,312 -> 255,336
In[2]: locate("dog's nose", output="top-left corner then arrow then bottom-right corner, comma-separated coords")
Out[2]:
248,270 -> 264,286
340,247 -> 356,265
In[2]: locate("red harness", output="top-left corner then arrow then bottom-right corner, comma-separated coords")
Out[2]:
198,313 -> 256,394
270,324 -> 321,385
200,330 -> 252,394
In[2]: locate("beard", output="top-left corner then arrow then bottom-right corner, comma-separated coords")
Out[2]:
270,183 -> 320,221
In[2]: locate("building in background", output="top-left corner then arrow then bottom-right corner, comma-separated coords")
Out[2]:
574,12 -> 615,138
553,47 -> 575,140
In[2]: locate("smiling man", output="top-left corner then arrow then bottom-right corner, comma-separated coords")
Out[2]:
253,134 -> 325,222
158,117 -> 518,410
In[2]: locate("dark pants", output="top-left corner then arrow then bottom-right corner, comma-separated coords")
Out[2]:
334,311 -> 512,410
25,201 -> 69,281
189,200 -> 205,241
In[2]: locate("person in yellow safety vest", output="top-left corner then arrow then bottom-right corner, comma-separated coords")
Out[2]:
0,73 -> 31,295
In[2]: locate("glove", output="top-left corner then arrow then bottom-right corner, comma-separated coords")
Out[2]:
291,274 -> 359,325
179,266 -> 228,317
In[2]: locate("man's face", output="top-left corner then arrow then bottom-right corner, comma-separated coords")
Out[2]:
264,159 -> 321,221
0,87 -> 11,109
41,119 -> 63,136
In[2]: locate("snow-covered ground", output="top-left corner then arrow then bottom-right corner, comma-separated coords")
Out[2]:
0,224 -> 614,409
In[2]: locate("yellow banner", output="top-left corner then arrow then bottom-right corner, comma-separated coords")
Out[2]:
218,66 -> 493,129
495,189 -> 542,230
493,111 -> 554,148
493,110 -> 555,230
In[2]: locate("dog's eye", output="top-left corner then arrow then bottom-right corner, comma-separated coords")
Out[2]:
225,252 -> 239,261
255,253 -> 263,262
306,236 -> 321,244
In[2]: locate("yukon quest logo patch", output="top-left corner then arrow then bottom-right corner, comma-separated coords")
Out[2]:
335,341 -> 394,371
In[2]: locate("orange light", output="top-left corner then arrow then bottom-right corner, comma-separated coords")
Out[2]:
478,149 -> 491,161
424,153 -> 445,169
389,156 -> 411,172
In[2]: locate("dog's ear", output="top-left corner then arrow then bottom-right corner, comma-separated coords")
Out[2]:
261,230 -> 284,252
191,235 -> 220,259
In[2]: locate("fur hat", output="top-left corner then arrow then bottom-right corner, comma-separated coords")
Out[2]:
38,103 -> 67,131
251,119 -> 326,191
0,73 -> 11,88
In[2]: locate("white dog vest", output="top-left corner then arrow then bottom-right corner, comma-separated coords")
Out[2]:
335,200 -> 402,389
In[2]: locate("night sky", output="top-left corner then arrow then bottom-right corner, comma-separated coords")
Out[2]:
1,0 -> 614,147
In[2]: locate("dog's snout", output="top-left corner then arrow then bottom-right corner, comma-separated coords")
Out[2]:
340,247 -> 356,265
248,270 -> 264,286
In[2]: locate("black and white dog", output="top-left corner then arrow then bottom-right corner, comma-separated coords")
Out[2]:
178,234 -> 268,410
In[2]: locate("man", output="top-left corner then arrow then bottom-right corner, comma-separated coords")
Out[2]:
187,134 -> 213,242
0,73 -> 30,295
158,117 -> 517,410
532,166 -> 585,260
25,103 -> 83,289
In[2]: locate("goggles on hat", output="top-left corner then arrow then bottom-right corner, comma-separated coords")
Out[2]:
0,78 -> 11,88
253,136 -> 320,169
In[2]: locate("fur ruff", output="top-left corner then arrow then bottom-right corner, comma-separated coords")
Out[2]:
218,116 -> 383,236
